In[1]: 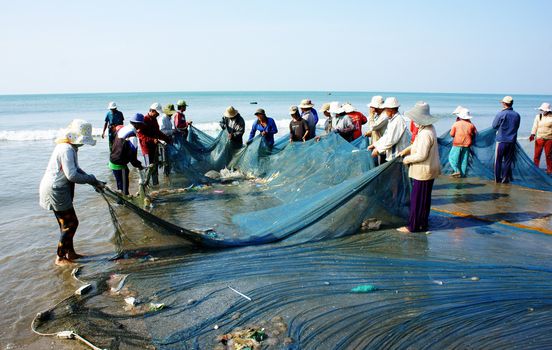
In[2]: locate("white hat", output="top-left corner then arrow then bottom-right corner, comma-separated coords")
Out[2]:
501,96 -> 514,104
224,106 -> 239,118
537,102 -> 551,112
108,101 -> 117,110
452,105 -> 465,115
57,119 -> 96,146
328,101 -> 344,114
458,109 -> 472,120
381,97 -> 400,109
367,96 -> 384,108
405,101 -> 440,126
342,103 -> 356,113
150,102 -> 162,113
299,99 -> 314,109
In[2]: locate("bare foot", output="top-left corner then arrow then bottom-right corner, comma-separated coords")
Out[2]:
397,226 -> 411,233
55,256 -> 75,267
66,252 -> 85,260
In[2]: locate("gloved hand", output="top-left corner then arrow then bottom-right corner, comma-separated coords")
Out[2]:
529,134 -> 535,142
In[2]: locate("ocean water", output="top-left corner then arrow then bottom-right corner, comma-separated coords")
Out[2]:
1,91 -> 551,349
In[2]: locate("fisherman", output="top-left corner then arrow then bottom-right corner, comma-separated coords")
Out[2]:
101,101 -> 124,150
219,105 -> 246,148
492,96 -> 521,183
39,119 -> 104,266
289,105 -> 310,142
530,102 -> 552,174
398,102 -> 441,233
365,96 -> 387,164
448,108 -> 477,177
320,103 -> 332,134
160,104 -> 176,137
368,97 -> 410,160
343,103 -> 367,140
173,99 -> 192,146
299,99 -> 317,140
137,103 -> 172,186
248,108 -> 278,147
329,102 -> 355,141
109,113 -> 145,195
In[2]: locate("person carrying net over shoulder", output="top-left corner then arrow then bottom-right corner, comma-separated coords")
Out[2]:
39,119 -> 105,267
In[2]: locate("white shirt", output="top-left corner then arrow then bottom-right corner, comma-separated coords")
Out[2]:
374,112 -> 410,160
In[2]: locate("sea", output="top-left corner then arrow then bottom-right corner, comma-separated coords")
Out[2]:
0,91 -> 551,349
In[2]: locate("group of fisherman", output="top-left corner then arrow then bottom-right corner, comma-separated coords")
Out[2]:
39,95 -> 552,266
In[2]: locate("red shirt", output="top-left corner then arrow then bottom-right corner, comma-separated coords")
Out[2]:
347,111 -> 368,140
410,120 -> 419,143
137,113 -> 171,155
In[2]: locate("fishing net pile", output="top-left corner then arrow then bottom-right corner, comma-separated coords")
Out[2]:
32,126 -> 552,349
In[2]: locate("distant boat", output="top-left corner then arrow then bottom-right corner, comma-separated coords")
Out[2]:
328,92 -> 332,95
250,101 -> 258,104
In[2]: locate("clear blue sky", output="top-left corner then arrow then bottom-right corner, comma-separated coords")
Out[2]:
1,0 -> 551,95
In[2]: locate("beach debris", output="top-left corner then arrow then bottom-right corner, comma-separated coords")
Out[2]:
432,280 -> 444,285
149,302 -> 165,312
213,190 -> 225,194
361,218 -> 382,230
187,298 -> 196,305
470,276 -> 480,281
213,324 -> 219,330
205,170 -> 221,180
324,281 -> 331,285
124,297 -> 139,306
220,168 -> 247,182
228,286 -> 252,301
74,284 -> 92,296
217,316 -> 288,349
351,284 -> 378,293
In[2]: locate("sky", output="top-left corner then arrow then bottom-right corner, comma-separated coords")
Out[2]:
1,0 -> 551,95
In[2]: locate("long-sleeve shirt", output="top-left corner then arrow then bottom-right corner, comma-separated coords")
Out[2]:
39,143 -> 97,211
403,125 -> 441,181
347,111 -> 368,140
492,107 -> 521,143
374,112 -> 410,160
531,113 -> 552,140
248,117 -> 278,146
450,119 -> 477,147
301,110 -> 317,139
368,112 -> 388,144
110,125 -> 143,169
158,115 -> 174,136
137,113 -> 172,155
220,114 -> 246,146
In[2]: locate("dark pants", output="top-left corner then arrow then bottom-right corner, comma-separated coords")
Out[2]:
408,179 -> 434,232
53,208 -> 79,258
534,138 -> 552,174
144,152 -> 159,185
112,167 -> 130,195
495,142 -> 515,183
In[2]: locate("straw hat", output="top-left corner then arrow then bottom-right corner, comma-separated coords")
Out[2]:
289,105 -> 299,116
224,106 -> 239,118
501,96 -> 514,104
458,109 -> 472,120
381,97 -> 400,109
367,96 -> 384,108
163,103 -> 176,116
108,101 -> 117,110
299,99 -> 314,109
150,102 -> 162,113
537,102 -> 552,112
405,101 -> 440,126
320,103 -> 331,113
177,99 -> 188,107
57,119 -> 96,146
342,103 -> 356,113
328,101 -> 344,114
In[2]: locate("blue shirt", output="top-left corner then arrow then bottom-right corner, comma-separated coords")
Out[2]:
492,107 -> 520,143
105,110 -> 125,127
248,117 -> 278,146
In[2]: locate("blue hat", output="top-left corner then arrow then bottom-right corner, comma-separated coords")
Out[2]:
130,113 -> 144,124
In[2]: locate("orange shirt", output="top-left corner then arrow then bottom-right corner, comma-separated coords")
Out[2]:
450,119 -> 477,147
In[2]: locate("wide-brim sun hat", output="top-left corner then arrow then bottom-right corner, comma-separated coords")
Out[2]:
458,109 -> 473,120
342,103 -> 356,113
405,101 -> 441,126
57,119 -> 96,146
224,106 -> 239,118
452,105 -> 465,115
150,102 -> 162,113
381,97 -> 400,109
320,103 -> 331,113
108,101 -> 117,110
367,95 -> 384,108
130,113 -> 145,124
537,102 -> 552,112
328,101 -> 344,114
163,104 -> 176,116
299,99 -> 314,109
